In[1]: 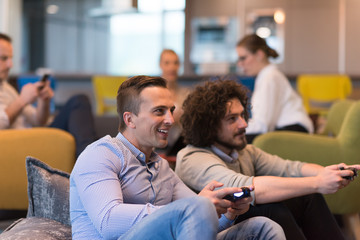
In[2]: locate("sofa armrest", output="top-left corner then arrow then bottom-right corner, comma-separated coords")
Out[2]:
253,131 -> 342,166
0,128 -> 75,210
0,217 -> 71,240
253,131 -> 360,214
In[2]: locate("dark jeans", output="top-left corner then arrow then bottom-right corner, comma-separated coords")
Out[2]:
235,194 -> 346,240
246,123 -> 308,144
49,94 -> 97,158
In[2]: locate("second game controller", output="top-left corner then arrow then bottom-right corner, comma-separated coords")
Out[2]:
340,167 -> 358,180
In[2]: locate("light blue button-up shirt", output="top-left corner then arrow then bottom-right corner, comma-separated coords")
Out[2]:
70,133 -> 232,239
70,132 -> 196,239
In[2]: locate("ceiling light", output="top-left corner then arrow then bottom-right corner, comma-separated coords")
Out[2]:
256,27 -> 271,38
274,10 -> 285,24
47,5 -> 59,14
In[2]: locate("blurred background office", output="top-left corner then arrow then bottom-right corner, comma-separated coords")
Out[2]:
1,0 -> 359,140
1,0 -> 359,100
1,0 -> 360,237
0,0 -> 359,109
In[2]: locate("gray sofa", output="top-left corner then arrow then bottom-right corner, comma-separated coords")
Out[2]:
0,157 -> 72,240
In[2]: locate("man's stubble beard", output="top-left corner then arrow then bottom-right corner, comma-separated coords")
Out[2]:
215,134 -> 247,152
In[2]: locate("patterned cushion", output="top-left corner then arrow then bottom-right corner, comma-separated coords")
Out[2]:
25,157 -> 71,226
0,217 -> 71,240
0,157 -> 72,239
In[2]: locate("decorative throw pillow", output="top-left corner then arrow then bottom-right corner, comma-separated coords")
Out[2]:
25,156 -> 71,226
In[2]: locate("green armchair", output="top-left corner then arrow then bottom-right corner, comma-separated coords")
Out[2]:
253,100 -> 360,238
253,100 -> 360,214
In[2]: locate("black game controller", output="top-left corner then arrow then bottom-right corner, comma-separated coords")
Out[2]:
223,187 -> 251,202
340,167 -> 358,180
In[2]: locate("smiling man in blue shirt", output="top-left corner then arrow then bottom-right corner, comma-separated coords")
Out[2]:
70,75 -> 285,240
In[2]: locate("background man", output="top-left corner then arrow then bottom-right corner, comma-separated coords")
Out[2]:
70,75 -> 285,240
0,32 -> 96,157
175,79 -> 359,240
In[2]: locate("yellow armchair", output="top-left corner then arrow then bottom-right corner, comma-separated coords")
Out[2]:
296,74 -> 352,116
0,128 -> 76,210
92,75 -> 128,115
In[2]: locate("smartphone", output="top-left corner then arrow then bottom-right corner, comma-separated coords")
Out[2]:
38,74 -> 50,90
223,187 -> 252,202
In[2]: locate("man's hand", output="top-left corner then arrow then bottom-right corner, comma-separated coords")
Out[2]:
19,83 -> 40,105
224,186 -> 254,220
337,163 -> 360,176
198,180 -> 249,218
316,163 -> 360,194
38,80 -> 54,101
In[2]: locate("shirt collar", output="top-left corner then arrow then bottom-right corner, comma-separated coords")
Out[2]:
211,145 -> 239,163
116,132 -> 159,164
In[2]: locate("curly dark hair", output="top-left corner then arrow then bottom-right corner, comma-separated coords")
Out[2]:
181,79 -> 250,147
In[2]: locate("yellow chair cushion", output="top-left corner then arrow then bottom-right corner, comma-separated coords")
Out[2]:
297,74 -> 352,115
0,128 -> 75,210
92,76 -> 128,115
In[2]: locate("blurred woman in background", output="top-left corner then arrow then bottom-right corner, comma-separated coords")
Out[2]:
236,34 -> 313,143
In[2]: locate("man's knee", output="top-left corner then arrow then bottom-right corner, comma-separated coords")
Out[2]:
185,197 -> 216,216
254,216 -> 284,231
69,94 -> 90,105
255,202 -> 294,221
303,193 -> 330,212
218,216 -> 286,240
180,197 -> 218,225
65,94 -> 92,112
307,193 -> 326,202
253,216 -> 286,239
292,193 -> 328,210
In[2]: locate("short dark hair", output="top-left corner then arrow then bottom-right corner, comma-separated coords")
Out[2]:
237,34 -> 278,59
181,79 -> 250,147
0,33 -> 12,43
117,75 -> 167,132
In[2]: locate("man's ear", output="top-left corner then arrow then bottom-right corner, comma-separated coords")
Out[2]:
123,112 -> 136,129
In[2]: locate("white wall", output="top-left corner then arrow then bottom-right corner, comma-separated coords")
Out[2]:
0,0 -> 22,74
2,0 -> 360,77
45,0 -> 110,74
345,0 -> 360,75
283,0 -> 339,74
185,0 -> 360,76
